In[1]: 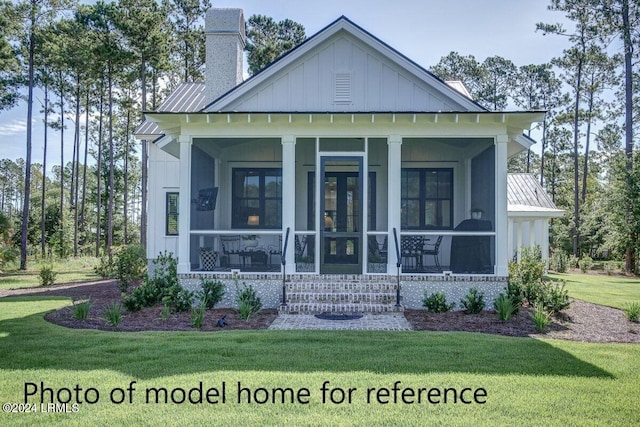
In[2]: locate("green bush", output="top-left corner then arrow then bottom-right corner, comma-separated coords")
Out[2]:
493,294 -> 517,322
578,255 -> 594,273
623,302 -> 640,322
114,244 -> 147,293
505,280 -> 523,314
71,300 -> 91,320
460,287 -> 485,314
94,254 -> 115,278
235,281 -> 262,320
103,302 -> 123,327
39,265 -> 57,286
549,250 -> 569,273
422,291 -> 455,313
530,303 -> 550,332
538,281 -> 570,314
197,278 -> 225,309
121,251 -> 190,312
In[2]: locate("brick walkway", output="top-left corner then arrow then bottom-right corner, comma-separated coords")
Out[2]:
268,313 -> 413,330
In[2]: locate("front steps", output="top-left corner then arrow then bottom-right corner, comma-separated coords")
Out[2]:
279,276 -> 403,315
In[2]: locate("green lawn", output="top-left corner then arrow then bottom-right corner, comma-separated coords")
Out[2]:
547,272 -> 640,309
0,257 -> 101,290
0,296 -> 638,426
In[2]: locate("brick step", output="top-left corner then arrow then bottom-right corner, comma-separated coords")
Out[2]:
286,282 -> 397,293
279,303 -> 404,315
286,292 -> 396,305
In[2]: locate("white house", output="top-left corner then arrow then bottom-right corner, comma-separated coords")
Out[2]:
135,8 -> 546,312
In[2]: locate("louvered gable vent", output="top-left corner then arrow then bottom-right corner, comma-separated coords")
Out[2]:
334,72 -> 351,103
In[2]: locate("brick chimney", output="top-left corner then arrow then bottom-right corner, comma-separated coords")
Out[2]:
205,8 -> 245,103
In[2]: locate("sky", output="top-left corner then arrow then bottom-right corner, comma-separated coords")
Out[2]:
0,0 -> 572,168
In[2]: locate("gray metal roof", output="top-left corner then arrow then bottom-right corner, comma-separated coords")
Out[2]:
507,173 -> 558,210
134,83 -> 206,137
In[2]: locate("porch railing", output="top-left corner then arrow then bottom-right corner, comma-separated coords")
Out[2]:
393,227 -> 401,308
281,227 -> 290,307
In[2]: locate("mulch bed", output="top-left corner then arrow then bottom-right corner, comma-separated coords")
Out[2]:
2,280 -> 639,342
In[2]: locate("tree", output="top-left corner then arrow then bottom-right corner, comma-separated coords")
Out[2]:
479,56 -> 517,110
0,1 -> 21,111
429,52 -> 486,100
538,0 -> 603,257
245,15 -> 305,75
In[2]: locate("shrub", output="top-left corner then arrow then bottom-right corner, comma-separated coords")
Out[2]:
493,294 -> 517,322
549,250 -> 569,273
623,302 -> 640,322
121,251 -> 189,312
114,244 -> 147,293
422,291 -> 455,313
39,265 -> 57,286
509,246 -> 545,306
197,278 -> 225,309
460,287 -> 485,314
538,281 -> 570,314
191,304 -> 205,328
94,254 -> 115,278
104,302 -> 123,327
578,255 -> 594,273
160,304 -> 171,321
530,303 -> 550,332
505,280 -> 523,314
235,281 -> 262,320
71,300 -> 91,320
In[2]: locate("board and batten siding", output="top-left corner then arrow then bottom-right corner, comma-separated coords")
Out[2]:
225,34 -> 465,113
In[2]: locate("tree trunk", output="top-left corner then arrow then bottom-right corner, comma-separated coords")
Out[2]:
21,9 -> 36,270
58,71 -> 65,259
107,67 -> 114,260
80,91 -> 89,240
95,82 -> 104,258
581,76 -> 595,203
572,51 -> 584,258
622,0 -> 635,273
41,84 -> 49,258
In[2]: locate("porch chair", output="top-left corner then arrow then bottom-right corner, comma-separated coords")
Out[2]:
268,235 -> 283,266
422,235 -> 443,272
400,235 -> 424,271
220,235 -> 241,267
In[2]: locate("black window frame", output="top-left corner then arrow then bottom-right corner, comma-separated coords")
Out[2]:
232,168 -> 282,229
401,168 -> 453,230
166,192 -> 179,236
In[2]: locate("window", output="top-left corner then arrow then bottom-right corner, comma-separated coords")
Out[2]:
166,192 -> 179,235
232,168 -> 282,229
401,169 -> 453,229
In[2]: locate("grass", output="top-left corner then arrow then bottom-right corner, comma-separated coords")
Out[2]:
0,257 -> 101,290
0,296 -> 639,426
547,272 -> 640,309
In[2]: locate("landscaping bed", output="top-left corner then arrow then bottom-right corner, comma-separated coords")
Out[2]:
1,280 -> 639,342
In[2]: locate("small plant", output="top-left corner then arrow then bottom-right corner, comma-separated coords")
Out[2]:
71,300 -> 91,320
94,254 -> 115,278
530,303 -> 551,332
460,287 -> 485,314
549,250 -> 569,273
578,255 -> 593,273
422,291 -> 455,313
160,303 -> 171,321
235,281 -> 262,320
103,302 -> 123,327
538,281 -> 570,314
505,280 -> 523,314
165,288 -> 194,313
191,304 -> 205,328
197,278 -> 225,309
493,294 -> 517,322
39,265 -> 57,286
623,302 -> 640,323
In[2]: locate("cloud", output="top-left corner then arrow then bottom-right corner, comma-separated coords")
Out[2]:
0,119 -> 28,136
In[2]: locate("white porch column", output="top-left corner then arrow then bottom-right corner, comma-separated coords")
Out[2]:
542,219 -> 550,265
494,134 -> 509,275
178,135 -> 192,274
282,135 -> 296,273
529,219 -> 537,250
515,219 -> 523,262
387,135 -> 402,273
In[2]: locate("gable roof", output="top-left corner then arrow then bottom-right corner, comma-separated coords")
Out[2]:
203,15 -> 487,113
507,173 -> 563,218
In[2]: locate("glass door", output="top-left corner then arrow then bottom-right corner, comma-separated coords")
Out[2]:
320,157 -> 363,274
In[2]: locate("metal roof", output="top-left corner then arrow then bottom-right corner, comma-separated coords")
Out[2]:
507,173 -> 558,210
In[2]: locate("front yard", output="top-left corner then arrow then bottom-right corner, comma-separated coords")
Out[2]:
0,293 -> 639,426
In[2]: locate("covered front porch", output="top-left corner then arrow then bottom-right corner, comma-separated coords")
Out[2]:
170,112 -> 526,278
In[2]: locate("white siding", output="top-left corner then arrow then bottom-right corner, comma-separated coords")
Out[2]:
225,33 -> 468,112
147,144 -> 180,260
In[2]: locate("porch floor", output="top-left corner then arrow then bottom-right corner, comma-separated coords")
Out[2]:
268,313 -> 412,330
